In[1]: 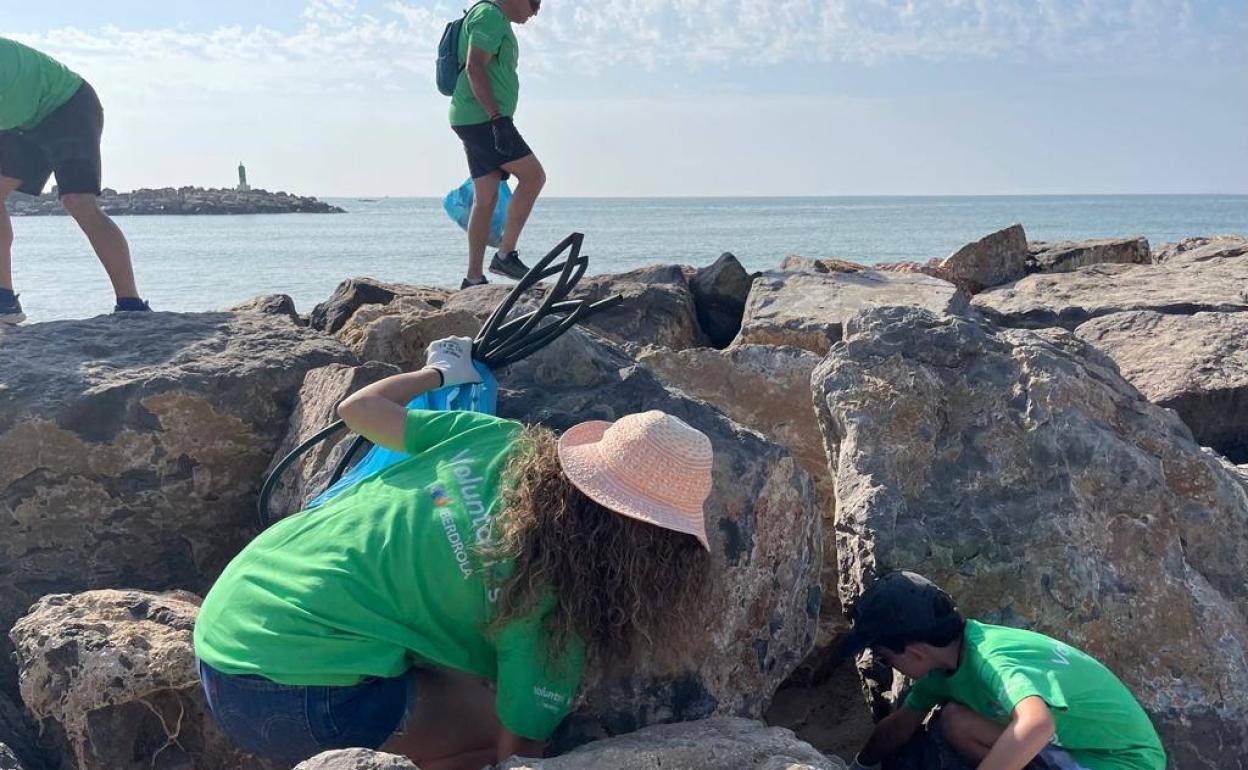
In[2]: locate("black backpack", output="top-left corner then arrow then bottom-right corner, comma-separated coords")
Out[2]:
436,1 -> 494,96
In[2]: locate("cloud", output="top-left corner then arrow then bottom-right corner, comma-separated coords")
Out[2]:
8,0 -> 1243,100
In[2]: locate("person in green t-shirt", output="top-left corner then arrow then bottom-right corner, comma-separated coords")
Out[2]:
194,336 -> 713,770
0,37 -> 148,324
836,572 -> 1166,770
447,0 -> 544,290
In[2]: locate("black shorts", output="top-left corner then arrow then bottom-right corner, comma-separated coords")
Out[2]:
0,81 -> 104,197
452,120 -> 533,181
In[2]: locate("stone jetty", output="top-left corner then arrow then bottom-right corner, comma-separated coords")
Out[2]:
1,227 -> 1245,770
5,186 -> 344,216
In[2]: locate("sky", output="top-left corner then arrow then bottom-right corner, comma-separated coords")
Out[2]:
4,0 -> 1246,197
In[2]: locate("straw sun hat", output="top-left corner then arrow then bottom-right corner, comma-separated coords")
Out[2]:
557,410 -> 714,550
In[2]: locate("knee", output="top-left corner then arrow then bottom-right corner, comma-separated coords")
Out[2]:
523,167 -> 547,191
939,703 -> 973,744
61,194 -> 101,220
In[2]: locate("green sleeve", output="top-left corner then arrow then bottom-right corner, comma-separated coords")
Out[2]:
403,409 -> 516,456
493,602 -> 586,740
903,672 -> 946,713
977,655 -> 1069,713
466,6 -> 509,55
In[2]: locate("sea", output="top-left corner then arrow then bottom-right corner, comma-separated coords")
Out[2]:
8,194 -> 1247,323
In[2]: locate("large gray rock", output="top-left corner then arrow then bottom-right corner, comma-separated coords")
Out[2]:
1075,311 -> 1248,462
228,293 -> 301,323
973,234 -> 1248,329
939,224 -> 1028,293
690,252 -> 755,349
636,344 -> 848,642
293,749 -> 417,770
310,278 -> 450,335
1027,236 -> 1150,273
0,313 -> 354,648
562,264 -> 709,351
263,361 -> 401,519
813,306 -> 1248,768
10,590 -> 272,770
500,718 -> 846,770
735,270 -> 967,355
1153,234 -> 1248,264
496,329 -> 821,745
334,298 -> 481,371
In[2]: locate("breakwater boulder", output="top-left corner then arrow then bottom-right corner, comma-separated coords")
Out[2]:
5,187 -> 344,216
0,312 -> 354,669
9,590 -> 272,770
813,305 -> 1248,768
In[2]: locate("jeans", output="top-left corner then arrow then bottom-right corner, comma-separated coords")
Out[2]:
197,659 -> 412,766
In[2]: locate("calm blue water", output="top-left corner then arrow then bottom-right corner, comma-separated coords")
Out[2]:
9,195 -> 1247,322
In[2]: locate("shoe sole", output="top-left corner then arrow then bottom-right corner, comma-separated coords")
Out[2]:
0,311 -> 26,325
488,264 -> 529,281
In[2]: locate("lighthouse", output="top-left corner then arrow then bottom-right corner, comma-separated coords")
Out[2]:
237,162 -> 251,192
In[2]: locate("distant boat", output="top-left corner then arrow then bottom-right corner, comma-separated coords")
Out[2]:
356,198 -> 380,203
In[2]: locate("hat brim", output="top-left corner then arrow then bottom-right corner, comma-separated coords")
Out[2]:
557,420 -> 711,551
833,626 -> 876,668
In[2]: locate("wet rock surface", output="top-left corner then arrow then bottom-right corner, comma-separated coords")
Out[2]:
814,306 -> 1248,768
500,718 -> 847,770
9,590 -> 272,770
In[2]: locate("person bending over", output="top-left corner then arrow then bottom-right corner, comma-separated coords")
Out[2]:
841,572 -> 1165,770
448,0 -> 544,289
193,336 -> 711,769
0,37 -> 148,324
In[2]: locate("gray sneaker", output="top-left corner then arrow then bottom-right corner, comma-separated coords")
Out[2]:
0,292 -> 25,325
488,250 -> 530,280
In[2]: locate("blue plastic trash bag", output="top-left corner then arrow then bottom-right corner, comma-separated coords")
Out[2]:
443,178 -> 511,248
308,361 -> 498,509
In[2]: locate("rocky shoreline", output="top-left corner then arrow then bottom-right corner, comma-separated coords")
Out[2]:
5,186 -> 344,216
0,227 -> 1245,770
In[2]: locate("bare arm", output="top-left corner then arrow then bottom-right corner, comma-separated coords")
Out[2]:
857,706 -> 926,765
336,368 -> 443,452
976,696 -> 1056,770
465,44 -> 502,118
496,726 -> 545,765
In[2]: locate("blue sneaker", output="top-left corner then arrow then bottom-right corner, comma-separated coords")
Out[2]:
0,291 -> 25,325
113,297 -> 151,313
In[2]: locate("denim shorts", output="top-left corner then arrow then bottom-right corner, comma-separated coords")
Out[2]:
197,659 -> 414,766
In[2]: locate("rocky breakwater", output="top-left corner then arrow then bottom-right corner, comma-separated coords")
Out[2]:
5,186 -> 345,216
2,228 -> 1246,770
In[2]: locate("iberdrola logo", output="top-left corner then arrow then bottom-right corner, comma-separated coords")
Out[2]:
429,485 -> 451,507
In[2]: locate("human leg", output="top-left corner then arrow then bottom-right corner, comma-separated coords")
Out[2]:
497,153 -> 545,255
0,175 -> 21,292
381,667 -> 502,770
938,702 -> 1003,763
467,172 -> 501,282
60,193 -> 140,301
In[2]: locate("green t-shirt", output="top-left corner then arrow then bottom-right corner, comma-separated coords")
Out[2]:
194,409 -> 585,741
0,38 -> 84,131
904,621 -> 1165,770
448,2 -> 519,126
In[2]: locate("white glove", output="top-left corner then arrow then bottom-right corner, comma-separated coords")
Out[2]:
848,753 -> 881,770
425,336 -> 482,388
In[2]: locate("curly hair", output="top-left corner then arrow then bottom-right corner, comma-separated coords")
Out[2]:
485,424 -> 710,666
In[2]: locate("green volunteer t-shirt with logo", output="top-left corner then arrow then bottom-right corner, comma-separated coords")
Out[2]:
0,38 -> 84,131
903,620 -> 1165,770
448,2 -> 519,126
194,409 -> 586,741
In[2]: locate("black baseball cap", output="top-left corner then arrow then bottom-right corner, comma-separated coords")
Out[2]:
837,571 -> 962,663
